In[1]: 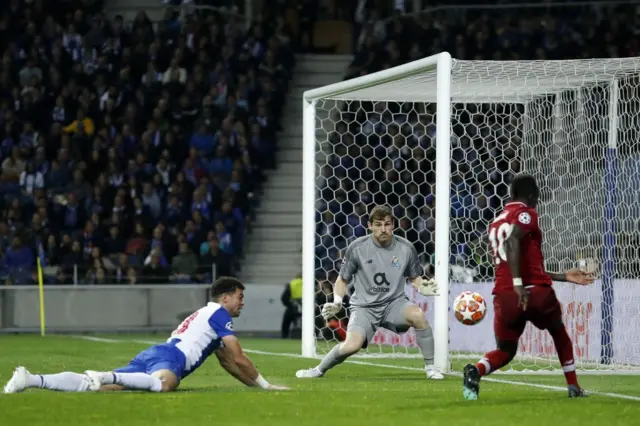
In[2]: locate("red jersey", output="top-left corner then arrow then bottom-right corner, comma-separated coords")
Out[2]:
488,201 -> 552,294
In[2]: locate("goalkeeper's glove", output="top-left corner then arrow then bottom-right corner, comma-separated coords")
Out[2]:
321,296 -> 343,320
417,278 -> 440,296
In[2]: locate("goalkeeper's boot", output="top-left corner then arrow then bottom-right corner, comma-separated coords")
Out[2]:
568,385 -> 588,398
3,366 -> 29,394
462,363 -> 481,400
295,367 -> 324,379
425,366 -> 444,380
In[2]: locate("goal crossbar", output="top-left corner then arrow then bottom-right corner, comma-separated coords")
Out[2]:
303,52 -> 640,103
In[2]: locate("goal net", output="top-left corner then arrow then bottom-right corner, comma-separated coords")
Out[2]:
301,52 -> 640,375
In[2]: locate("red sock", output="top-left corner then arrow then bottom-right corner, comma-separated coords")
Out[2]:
550,326 -> 579,386
475,350 -> 513,376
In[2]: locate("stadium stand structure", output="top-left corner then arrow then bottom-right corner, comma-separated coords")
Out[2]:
0,0 -> 294,284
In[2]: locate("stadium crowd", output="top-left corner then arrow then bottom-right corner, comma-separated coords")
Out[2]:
315,1 -> 639,285
0,0 -> 294,284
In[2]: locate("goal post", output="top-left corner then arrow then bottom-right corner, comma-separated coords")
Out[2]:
301,51 -> 640,374
301,52 -> 453,371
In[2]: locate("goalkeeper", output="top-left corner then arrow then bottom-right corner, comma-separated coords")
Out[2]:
296,205 -> 444,380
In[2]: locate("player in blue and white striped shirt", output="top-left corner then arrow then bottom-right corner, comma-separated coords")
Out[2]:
3,277 -> 288,393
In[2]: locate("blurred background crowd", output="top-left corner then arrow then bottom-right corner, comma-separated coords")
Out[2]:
315,0 -> 640,287
1,0 -> 638,291
0,0 -> 293,284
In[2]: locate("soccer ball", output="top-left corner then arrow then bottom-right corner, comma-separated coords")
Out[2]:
453,291 -> 487,325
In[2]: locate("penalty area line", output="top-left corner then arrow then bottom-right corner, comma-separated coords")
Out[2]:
70,336 -> 121,343
70,336 -> 640,402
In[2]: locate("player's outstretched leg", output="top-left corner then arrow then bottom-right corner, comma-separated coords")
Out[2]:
84,370 -> 171,392
464,342 -> 517,400
415,326 -> 443,379
547,324 -> 587,398
402,305 -> 444,380
462,364 -> 481,400
296,332 -> 365,378
3,366 -> 96,393
531,287 -> 587,398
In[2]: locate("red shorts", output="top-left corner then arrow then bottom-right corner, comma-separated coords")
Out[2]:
493,286 -> 562,342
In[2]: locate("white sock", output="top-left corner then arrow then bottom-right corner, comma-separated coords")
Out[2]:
103,372 -> 163,392
32,372 -> 91,392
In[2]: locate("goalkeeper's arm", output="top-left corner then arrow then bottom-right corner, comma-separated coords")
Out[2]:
216,336 -> 288,390
321,276 -> 347,320
332,276 -> 347,304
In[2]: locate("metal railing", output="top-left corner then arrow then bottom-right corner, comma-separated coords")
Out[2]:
3,262 -> 217,286
105,1 -> 253,29
382,0 -> 640,22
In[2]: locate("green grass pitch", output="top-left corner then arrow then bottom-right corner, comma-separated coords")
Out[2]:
0,334 -> 638,425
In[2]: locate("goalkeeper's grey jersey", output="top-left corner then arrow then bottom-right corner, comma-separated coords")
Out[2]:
339,235 -> 423,308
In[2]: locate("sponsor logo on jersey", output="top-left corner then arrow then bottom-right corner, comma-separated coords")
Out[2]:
372,272 -> 390,292
391,256 -> 400,268
225,321 -> 233,331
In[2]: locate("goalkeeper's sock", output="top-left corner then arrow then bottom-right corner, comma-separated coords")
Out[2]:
317,344 -> 349,374
35,372 -> 92,392
550,326 -> 579,387
103,372 -> 163,392
415,326 -> 435,366
476,350 -> 512,376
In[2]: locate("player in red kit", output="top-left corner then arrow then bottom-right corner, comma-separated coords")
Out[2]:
462,174 -> 595,400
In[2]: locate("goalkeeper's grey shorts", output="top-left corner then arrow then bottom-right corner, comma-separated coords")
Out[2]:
347,296 -> 413,348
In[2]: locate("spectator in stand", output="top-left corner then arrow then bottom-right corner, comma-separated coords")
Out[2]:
3,235 -> 34,284
0,0 -> 294,284
172,240 -> 199,283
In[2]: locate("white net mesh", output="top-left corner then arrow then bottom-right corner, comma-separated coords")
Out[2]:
311,56 -> 640,373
